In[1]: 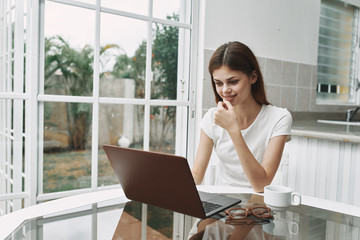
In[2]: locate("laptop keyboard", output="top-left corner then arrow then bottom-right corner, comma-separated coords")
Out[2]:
202,201 -> 222,213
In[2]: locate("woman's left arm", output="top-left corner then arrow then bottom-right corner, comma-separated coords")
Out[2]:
228,129 -> 288,193
258,135 -> 288,189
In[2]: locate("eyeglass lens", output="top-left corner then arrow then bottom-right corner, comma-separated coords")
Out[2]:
251,207 -> 271,218
228,207 -> 271,219
228,209 -> 247,219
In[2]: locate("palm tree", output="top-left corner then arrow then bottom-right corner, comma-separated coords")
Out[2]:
44,36 -> 117,150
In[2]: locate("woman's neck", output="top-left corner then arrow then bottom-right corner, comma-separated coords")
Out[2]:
233,100 -> 262,130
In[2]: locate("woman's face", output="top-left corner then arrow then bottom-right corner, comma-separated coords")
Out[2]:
212,65 -> 256,106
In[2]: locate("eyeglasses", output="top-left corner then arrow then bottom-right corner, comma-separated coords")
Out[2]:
225,207 -> 273,225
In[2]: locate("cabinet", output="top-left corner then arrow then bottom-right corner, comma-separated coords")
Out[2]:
284,135 -> 360,207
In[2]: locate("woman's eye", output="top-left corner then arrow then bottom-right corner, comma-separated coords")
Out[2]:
215,82 -> 222,86
229,80 -> 239,84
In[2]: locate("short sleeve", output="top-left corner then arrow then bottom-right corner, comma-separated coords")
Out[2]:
271,110 -> 293,142
200,108 -> 216,140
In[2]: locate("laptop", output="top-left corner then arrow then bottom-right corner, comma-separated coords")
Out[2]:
103,144 -> 241,219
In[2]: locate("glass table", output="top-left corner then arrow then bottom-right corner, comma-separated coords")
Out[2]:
3,189 -> 360,240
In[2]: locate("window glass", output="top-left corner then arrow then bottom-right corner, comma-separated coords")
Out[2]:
98,104 -> 144,187
2,4 -> 15,93
149,105 -> 176,153
151,21 -> 179,100
100,14 -> 147,98
0,99 -> 4,138
44,1 -> 95,96
101,0 -> 148,15
43,102 -> 92,193
317,0 -> 359,104
11,8 -> 15,49
153,0 -> 181,21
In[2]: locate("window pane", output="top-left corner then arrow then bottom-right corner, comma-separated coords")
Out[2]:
317,0 -> 357,104
101,0 -> 148,16
98,104 -> 144,187
0,99 -> 5,146
149,106 -> 176,154
153,0 -> 181,21
100,14 -> 147,99
44,1 -> 95,96
1,1 -> 15,94
43,102 -> 92,193
100,78 -> 136,98
316,92 -> 349,102
151,22 -> 179,100
1,98 -> 26,199
10,7 -> 15,50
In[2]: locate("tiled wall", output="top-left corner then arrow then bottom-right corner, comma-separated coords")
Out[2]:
202,49 -> 351,116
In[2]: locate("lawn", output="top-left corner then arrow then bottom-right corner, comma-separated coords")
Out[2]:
43,149 -> 118,193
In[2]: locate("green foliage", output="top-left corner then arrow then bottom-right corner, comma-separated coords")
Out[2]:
44,35 -> 94,96
44,36 -> 94,150
152,13 -> 179,100
113,41 -> 147,98
149,14 -> 179,149
110,13 -> 179,102
44,36 -> 117,150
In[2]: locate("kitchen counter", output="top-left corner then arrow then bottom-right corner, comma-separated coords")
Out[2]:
291,119 -> 360,143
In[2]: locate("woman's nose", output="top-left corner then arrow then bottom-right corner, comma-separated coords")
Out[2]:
222,84 -> 231,93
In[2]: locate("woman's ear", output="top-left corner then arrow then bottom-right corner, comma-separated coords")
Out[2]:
250,71 -> 257,84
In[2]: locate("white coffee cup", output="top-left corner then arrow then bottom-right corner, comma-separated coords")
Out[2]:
264,185 -> 301,211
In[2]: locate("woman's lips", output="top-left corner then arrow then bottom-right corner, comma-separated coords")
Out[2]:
223,95 -> 235,101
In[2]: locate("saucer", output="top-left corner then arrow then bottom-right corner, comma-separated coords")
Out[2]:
265,204 -> 289,212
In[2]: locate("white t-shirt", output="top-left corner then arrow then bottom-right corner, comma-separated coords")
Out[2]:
201,104 -> 292,188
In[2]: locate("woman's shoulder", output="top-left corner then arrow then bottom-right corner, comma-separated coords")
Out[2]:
205,107 -> 217,113
203,107 -> 217,119
262,104 -> 291,117
261,104 -> 292,125
201,107 -> 219,139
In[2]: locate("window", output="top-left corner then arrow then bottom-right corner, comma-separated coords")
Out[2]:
317,0 -> 360,105
0,0 -> 29,214
0,0 -> 198,214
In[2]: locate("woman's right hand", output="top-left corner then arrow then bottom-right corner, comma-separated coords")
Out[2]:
214,100 -> 239,133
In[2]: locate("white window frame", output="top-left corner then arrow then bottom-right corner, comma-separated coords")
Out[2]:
0,0 -> 34,214
0,0 -> 201,220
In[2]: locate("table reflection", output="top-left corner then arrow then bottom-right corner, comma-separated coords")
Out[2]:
6,198 -> 175,240
188,193 -> 360,240
5,192 -> 360,240
113,201 -> 173,239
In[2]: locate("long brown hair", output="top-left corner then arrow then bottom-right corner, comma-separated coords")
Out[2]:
208,41 -> 270,105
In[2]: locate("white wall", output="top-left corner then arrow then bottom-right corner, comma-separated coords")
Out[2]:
204,0 -> 321,65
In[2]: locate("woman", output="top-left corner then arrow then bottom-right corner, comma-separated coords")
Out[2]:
191,41 -> 292,193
